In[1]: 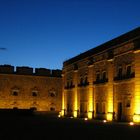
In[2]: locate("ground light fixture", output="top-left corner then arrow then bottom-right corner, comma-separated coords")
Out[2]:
129,122 -> 134,126
103,120 -> 107,123
84,118 -> 88,121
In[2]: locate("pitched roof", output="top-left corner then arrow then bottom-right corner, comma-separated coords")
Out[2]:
64,27 -> 140,66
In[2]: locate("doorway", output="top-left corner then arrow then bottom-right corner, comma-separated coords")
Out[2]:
117,102 -> 122,121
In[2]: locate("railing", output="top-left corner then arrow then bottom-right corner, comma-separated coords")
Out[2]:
93,78 -> 108,84
64,85 -> 75,89
78,82 -> 89,87
114,72 -> 135,81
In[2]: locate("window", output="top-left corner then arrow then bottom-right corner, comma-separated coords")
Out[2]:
49,89 -> 56,97
85,77 -> 87,83
50,92 -> 56,97
126,65 -> 131,76
74,64 -> 78,70
80,78 -> 83,85
70,81 -> 73,86
12,91 -> 18,96
96,103 -> 99,114
30,107 -> 37,111
67,81 -> 69,87
102,102 -> 105,114
118,67 -> 122,77
67,104 -> 70,112
32,91 -> 38,97
126,100 -> 131,108
50,107 -> 55,111
102,71 -> 106,80
32,92 -> 37,97
96,73 -> 100,81
49,91 -> 56,97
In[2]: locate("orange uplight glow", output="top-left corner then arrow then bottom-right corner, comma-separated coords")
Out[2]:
107,112 -> 113,121
133,114 -> 140,123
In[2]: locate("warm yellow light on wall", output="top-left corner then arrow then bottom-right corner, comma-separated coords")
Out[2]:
133,87 -> 140,122
107,95 -> 113,112
60,109 -> 65,117
73,89 -> 78,118
73,110 -> 78,118
107,91 -> 113,121
134,95 -> 140,114
61,91 -> 65,116
88,88 -> 93,119
88,111 -> 93,119
133,114 -> 140,123
107,112 -> 113,121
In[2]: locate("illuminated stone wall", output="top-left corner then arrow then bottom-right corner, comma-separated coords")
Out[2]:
0,65 -> 62,113
62,27 -> 140,122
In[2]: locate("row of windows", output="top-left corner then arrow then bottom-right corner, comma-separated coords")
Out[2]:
12,91 -> 56,97
65,65 -> 134,87
117,65 -> 132,77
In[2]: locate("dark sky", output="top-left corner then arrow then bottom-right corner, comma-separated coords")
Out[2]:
0,0 -> 140,69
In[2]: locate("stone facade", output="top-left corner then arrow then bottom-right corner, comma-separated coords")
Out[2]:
62,27 -> 140,122
0,65 -> 62,113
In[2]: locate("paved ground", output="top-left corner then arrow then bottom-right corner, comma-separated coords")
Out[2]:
0,114 -> 139,140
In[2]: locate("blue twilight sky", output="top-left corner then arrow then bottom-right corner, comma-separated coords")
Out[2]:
0,0 -> 140,69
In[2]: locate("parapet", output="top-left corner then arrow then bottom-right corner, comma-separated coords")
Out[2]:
0,65 -> 62,77
16,66 -> 33,75
35,68 -> 51,76
0,65 -> 14,74
51,69 -> 62,77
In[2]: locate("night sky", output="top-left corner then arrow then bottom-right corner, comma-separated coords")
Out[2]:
0,0 -> 140,69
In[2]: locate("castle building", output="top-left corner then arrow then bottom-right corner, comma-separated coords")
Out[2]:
0,65 -> 62,113
61,27 -> 140,122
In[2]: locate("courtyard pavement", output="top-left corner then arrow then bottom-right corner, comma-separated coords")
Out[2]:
0,114 -> 139,140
